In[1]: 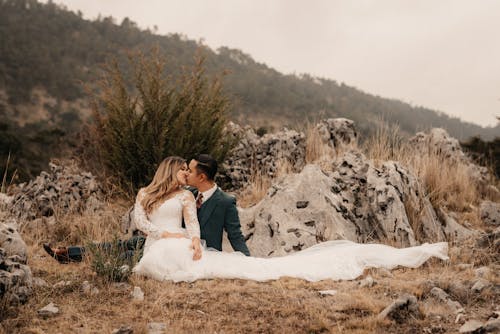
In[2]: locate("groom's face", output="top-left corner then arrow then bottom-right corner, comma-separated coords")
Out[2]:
187,160 -> 202,188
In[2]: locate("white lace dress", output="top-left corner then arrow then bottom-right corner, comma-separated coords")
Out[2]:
133,190 -> 449,282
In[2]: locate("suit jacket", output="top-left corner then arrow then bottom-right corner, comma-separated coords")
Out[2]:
191,187 -> 250,256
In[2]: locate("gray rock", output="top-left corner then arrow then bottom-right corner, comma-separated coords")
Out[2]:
318,289 -> 337,296
471,279 -> 492,292
377,294 -> 422,323
220,122 -> 306,190
359,275 -> 375,288
112,325 -> 133,334
0,221 -> 27,261
32,277 -> 49,288
475,266 -> 492,278
480,201 -> 500,226
147,322 -> 167,334
484,318 -> 500,332
9,161 -> 104,221
130,286 -> 144,301
459,320 -> 484,333
37,302 -> 59,318
430,287 -> 450,302
430,287 -> 463,313
457,264 -> 474,271
315,118 -> 357,150
437,209 -> 479,242
409,128 -> 491,187
0,248 -> 33,304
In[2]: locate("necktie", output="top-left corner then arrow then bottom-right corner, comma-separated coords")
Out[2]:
196,193 -> 204,209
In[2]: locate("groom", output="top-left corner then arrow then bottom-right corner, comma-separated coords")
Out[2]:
43,154 -> 250,263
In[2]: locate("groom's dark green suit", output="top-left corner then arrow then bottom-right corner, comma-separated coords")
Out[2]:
62,186 -> 250,261
193,187 -> 250,256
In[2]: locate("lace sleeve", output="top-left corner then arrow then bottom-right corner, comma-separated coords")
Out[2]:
181,191 -> 201,239
133,189 -> 162,239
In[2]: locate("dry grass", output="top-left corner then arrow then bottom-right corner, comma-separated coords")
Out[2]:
2,201 -> 498,333
237,159 -> 294,208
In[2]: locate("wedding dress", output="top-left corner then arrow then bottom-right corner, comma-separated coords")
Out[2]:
133,190 -> 449,282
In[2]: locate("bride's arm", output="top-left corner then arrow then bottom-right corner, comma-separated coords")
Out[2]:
134,189 -> 179,239
181,191 -> 202,260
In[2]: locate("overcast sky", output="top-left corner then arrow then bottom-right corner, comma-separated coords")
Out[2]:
46,0 -> 500,127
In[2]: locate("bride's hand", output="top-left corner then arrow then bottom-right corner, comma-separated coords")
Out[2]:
161,231 -> 186,239
190,237 -> 202,261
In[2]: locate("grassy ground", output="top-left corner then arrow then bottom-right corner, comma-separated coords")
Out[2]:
1,202 -> 498,334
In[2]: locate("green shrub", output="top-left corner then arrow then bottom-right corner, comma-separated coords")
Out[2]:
84,48 -> 234,193
86,235 -> 142,283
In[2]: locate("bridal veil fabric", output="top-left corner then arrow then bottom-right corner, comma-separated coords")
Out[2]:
133,190 -> 448,282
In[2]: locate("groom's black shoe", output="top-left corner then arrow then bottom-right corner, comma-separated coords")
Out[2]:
43,243 -> 71,264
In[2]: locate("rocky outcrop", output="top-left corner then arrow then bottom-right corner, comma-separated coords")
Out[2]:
241,154 -> 446,257
0,246 -> 32,305
220,122 -> 306,190
409,128 -> 491,185
9,161 -> 104,221
221,118 -> 359,190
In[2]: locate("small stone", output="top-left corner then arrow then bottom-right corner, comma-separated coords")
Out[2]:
81,281 -> 91,294
430,287 -> 449,302
377,294 -> 422,323
130,286 -> 144,301
377,268 -> 394,278
112,282 -> 131,291
37,302 -> 59,318
475,266 -> 491,278
471,279 -> 492,292
32,277 -> 49,288
457,263 -> 473,271
112,325 -> 133,334
318,289 -> 337,296
147,322 -> 167,334
359,275 -> 375,288
459,320 -> 484,333
53,280 -> 72,288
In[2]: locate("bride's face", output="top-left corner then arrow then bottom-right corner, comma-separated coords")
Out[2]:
176,163 -> 189,186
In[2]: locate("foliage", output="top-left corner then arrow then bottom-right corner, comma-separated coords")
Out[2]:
85,50 -> 233,192
86,235 -> 140,283
461,136 -> 500,179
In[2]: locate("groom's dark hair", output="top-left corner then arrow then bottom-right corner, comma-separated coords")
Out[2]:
194,154 -> 218,181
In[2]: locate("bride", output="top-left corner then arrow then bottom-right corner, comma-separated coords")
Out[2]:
133,156 -> 448,282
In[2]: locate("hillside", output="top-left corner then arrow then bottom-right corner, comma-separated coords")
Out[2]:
0,0 -> 499,181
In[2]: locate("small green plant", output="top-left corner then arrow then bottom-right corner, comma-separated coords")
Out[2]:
86,235 -> 143,282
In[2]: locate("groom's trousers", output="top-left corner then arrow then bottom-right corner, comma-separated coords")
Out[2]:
66,235 -> 146,262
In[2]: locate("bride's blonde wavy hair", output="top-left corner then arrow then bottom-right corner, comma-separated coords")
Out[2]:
140,156 -> 186,215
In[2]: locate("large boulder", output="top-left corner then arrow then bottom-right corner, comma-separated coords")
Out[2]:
241,164 -> 357,257
241,151 -> 445,257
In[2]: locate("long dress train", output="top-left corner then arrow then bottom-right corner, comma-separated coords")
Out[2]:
132,190 -> 448,282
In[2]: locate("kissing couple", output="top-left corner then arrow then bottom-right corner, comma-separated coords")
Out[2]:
46,154 -> 449,282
